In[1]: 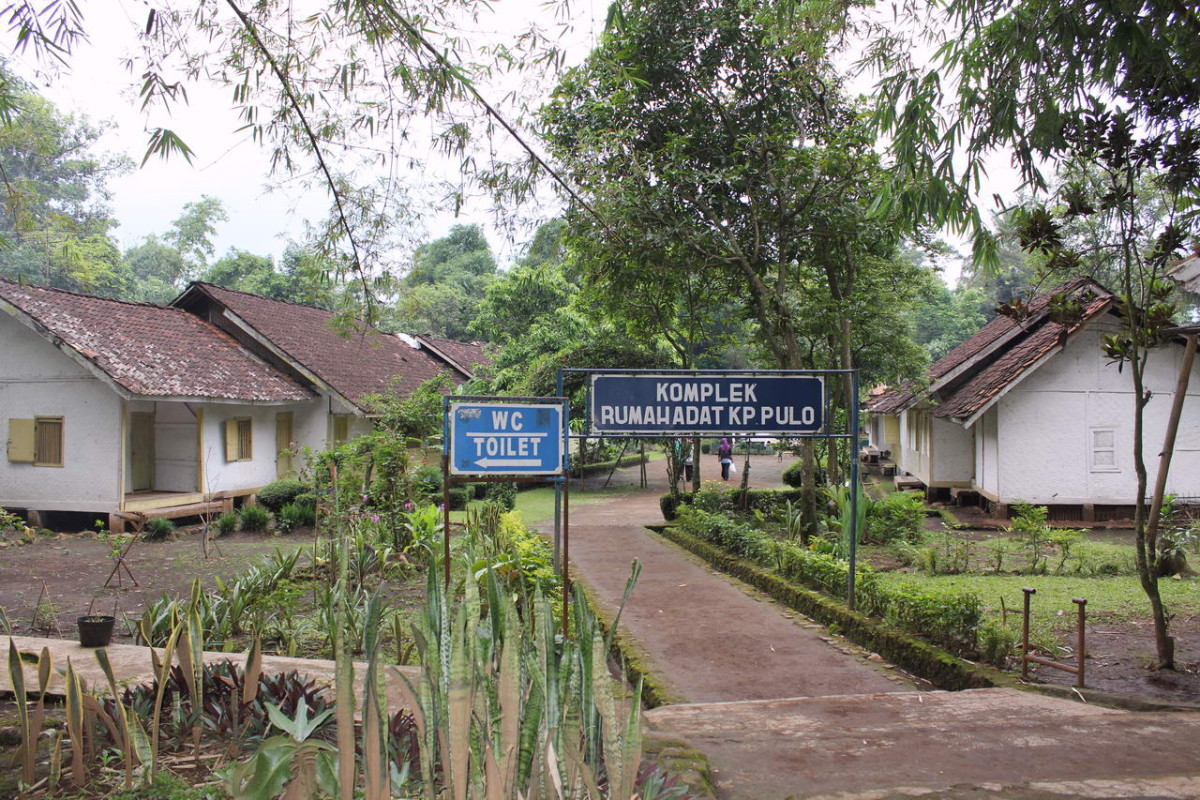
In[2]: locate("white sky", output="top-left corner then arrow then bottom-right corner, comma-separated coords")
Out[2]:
8,0 -> 606,268
8,0 -> 1021,283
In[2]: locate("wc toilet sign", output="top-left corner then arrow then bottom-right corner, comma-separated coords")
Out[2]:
448,402 -> 565,476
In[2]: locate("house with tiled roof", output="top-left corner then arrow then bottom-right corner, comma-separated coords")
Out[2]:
2,279 -> 478,530
866,278 -> 1200,519
172,283 -> 478,443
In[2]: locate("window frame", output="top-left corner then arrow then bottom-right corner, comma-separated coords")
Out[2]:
224,417 -> 254,463
33,416 -> 64,467
1089,427 -> 1119,473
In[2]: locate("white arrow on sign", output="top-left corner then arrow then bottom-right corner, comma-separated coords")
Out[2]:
475,458 -> 543,469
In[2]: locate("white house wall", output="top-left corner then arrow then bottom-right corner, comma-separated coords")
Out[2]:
900,409 -> 932,484
985,324 -> 1200,504
199,399 -> 328,493
0,313 -> 123,512
975,408 -> 1000,499
931,416 -> 973,485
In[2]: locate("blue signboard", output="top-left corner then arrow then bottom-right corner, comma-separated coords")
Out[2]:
449,402 -> 565,476
589,374 -> 824,436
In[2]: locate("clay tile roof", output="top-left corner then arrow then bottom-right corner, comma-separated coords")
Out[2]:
188,282 -> 465,410
415,334 -> 492,376
865,385 -> 921,414
0,279 -> 312,402
928,277 -> 1098,381
933,285 -> 1113,420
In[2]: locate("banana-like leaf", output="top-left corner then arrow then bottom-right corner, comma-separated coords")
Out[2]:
8,638 -> 33,786
63,659 -> 85,786
498,602 -> 521,797
96,648 -> 137,787
243,637 -> 263,706
333,578 -> 356,800
544,739 -> 563,800
617,680 -> 644,800
591,631 -> 622,797
362,585 -> 389,800
447,600 -> 474,800
48,729 -> 62,791
150,622 -> 182,779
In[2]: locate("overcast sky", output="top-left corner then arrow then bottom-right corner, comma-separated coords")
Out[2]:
8,0 -> 1020,283
8,0 -> 605,269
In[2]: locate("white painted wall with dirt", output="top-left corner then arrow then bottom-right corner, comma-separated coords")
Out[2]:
985,322 -> 1200,504
0,313 -> 123,512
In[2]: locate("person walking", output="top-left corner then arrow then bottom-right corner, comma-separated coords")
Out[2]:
717,437 -> 733,481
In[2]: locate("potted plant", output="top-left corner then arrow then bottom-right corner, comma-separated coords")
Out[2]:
77,597 -> 116,647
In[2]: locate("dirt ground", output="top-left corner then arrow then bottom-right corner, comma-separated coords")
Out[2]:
5,451 -> 1200,706
0,525 -> 311,643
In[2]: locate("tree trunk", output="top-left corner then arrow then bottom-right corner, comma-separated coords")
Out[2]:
800,438 -> 819,540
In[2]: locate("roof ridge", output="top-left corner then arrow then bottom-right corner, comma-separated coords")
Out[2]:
0,277 -> 181,313
189,280 -> 340,315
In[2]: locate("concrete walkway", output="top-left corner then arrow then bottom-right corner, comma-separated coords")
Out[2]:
552,457 -> 1200,799
551,457 -> 910,703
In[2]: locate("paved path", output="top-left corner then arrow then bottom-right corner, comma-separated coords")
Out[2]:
645,688 -> 1200,800
553,457 -> 1200,799
549,456 -> 910,703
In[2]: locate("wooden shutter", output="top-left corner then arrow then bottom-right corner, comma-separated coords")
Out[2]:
7,419 -> 35,463
34,418 -> 63,466
224,419 -> 238,462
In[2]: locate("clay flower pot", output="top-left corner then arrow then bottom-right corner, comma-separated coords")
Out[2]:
77,615 -> 116,648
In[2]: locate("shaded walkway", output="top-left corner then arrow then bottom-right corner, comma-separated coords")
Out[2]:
538,456 -> 911,703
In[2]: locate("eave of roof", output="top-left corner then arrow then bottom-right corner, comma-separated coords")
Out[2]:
0,279 -> 313,404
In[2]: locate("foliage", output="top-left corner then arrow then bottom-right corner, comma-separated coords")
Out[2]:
867,491 -> 927,544
276,500 -> 316,533
673,506 -> 981,654
143,517 -> 176,540
214,511 -> 240,537
0,62 -> 133,290
255,478 -> 308,512
238,504 -> 271,533
484,481 -> 518,512
976,619 -> 1018,667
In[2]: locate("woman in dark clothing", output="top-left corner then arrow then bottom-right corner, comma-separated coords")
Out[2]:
717,437 -> 733,480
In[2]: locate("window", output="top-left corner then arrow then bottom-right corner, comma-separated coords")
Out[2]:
1090,428 -> 1118,472
6,417 -> 63,466
224,418 -> 253,462
332,414 -> 351,444
35,417 -> 64,466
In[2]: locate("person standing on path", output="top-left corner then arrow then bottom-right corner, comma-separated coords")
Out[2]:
718,437 -> 733,480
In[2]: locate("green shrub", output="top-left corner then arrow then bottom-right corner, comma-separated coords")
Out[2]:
782,459 -> 804,488
484,482 -> 517,511
673,505 -> 980,653
877,581 -> 981,652
239,503 -> 271,532
448,486 -> 471,511
276,500 -> 316,532
693,482 -> 735,513
214,510 -> 239,536
255,478 -> 307,512
977,618 -> 1018,666
412,464 -> 443,500
471,483 -> 488,500
144,517 -> 176,540
868,491 -> 927,543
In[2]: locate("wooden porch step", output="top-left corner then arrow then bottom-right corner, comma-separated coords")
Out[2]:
893,475 -> 924,491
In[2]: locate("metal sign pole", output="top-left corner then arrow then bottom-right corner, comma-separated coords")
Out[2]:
442,397 -> 452,594
848,370 -> 860,611
562,474 -> 571,640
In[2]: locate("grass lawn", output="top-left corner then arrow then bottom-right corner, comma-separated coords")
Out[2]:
877,571 -> 1200,633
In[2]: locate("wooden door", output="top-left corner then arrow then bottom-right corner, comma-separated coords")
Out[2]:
129,412 -> 155,491
276,412 -> 294,477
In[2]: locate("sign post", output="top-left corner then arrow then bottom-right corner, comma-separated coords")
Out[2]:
563,368 -> 861,610
443,396 -> 570,633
